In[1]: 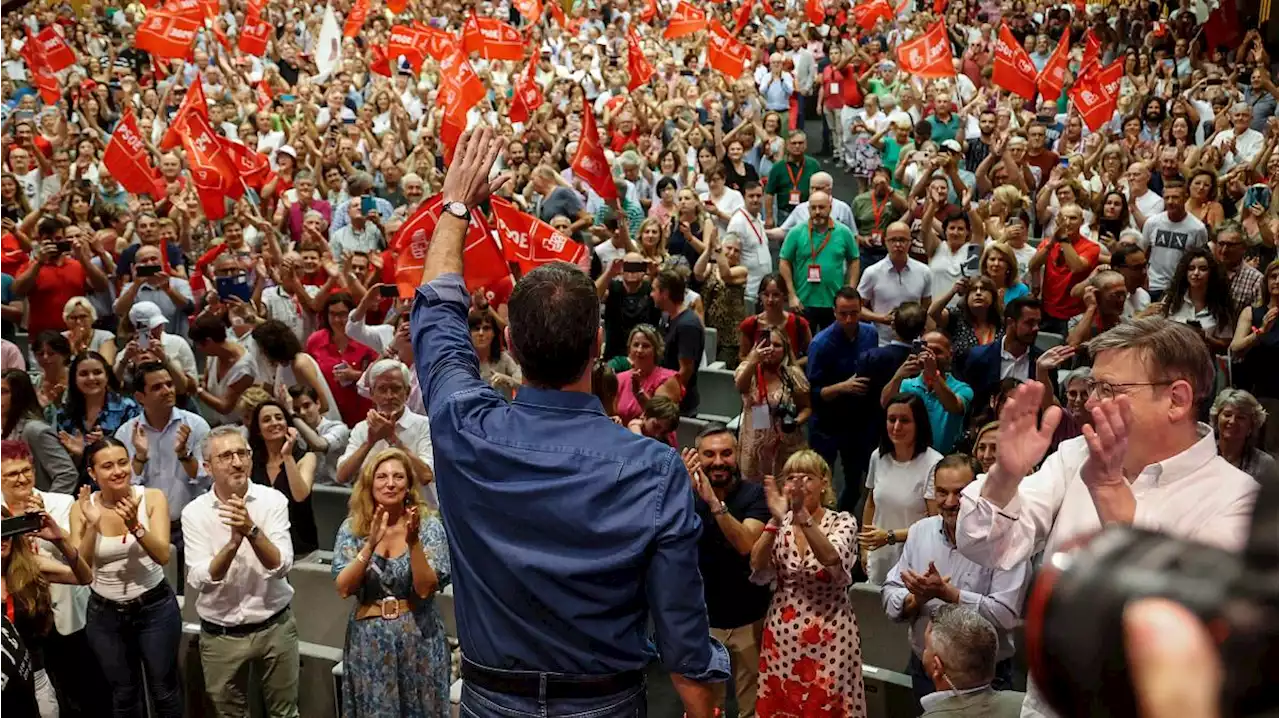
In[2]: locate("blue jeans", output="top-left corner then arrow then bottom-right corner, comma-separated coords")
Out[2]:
85,583 -> 184,718
460,676 -> 647,718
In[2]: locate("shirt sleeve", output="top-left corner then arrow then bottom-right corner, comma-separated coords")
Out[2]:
182,503 -> 223,591
955,449 -> 1074,571
422,514 -> 451,588
645,458 -> 731,682
881,528 -> 915,622
338,421 -> 368,471
956,559 -> 1029,635
331,518 -> 359,578
676,322 -> 702,362
412,273 -> 492,417
26,423 -> 78,495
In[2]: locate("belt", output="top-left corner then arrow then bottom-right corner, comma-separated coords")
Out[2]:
355,597 -> 413,621
90,582 -> 171,611
461,656 -> 643,700
201,606 -> 291,637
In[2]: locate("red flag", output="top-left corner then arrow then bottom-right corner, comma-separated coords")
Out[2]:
35,27 -> 76,72
388,25 -> 429,70
370,44 -> 392,76
199,0 -> 219,20
663,1 -> 707,38
895,21 -> 954,79
1082,28 -> 1101,68
514,0 -> 542,23
932,0 -> 946,13
1070,57 -> 1124,132
135,12 -> 201,59
491,197 -> 586,273
217,137 -> 272,191
161,0 -> 203,22
462,14 -> 525,62
1035,31 -> 1070,101
707,20 -> 752,79
549,1 -> 568,28
212,24 -> 232,54
850,0 -> 893,30
626,29 -> 653,91
423,26 -> 457,61
387,0 -> 407,14
805,0 -> 825,25
733,0 -> 754,32
238,15 -> 271,56
570,98 -> 617,202
1203,0 -> 1240,52
437,49 -> 487,118
344,0 -> 369,37
641,0 -> 658,23
245,0 -> 263,22
21,31 -> 60,105
175,112 -> 240,219
992,22 -> 1038,100
103,110 -> 166,197
509,58 -> 544,124
160,75 -> 208,150
256,80 -> 273,111
391,195 -> 511,299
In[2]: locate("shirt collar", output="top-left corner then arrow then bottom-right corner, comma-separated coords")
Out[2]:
1138,423 -> 1218,484
141,408 -> 181,432
512,386 -> 606,416
920,684 -> 990,711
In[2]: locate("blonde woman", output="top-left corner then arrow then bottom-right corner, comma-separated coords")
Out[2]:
735,326 -> 811,481
62,297 -> 117,367
980,242 -> 1030,307
636,217 -> 684,273
977,185 -> 1028,244
749,450 -> 865,718
333,448 -> 450,718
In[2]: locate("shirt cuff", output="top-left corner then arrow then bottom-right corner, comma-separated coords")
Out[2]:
678,637 -> 732,683
416,272 -> 469,308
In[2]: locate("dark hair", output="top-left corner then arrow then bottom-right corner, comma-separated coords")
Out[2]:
1161,247 -> 1234,330
1162,177 -> 1187,196
1008,209 -> 1033,227
1,370 -> 42,438
247,400 -> 295,466
656,176 -> 679,196
467,310 -> 504,363
893,301 -> 927,342
654,269 -> 686,301
757,272 -> 789,301
132,360 -> 170,394
741,180 -> 763,194
1189,169 -> 1218,202
1003,297 -> 1041,324
31,331 -> 71,362
932,452 -> 982,484
189,313 -> 229,345
696,423 -> 735,445
591,360 -> 618,415
36,216 -> 65,239
834,286 -> 862,305
65,352 -> 123,426
507,263 -> 600,388
322,292 -> 355,333
287,384 -> 320,403
941,208 -> 970,233
84,436 -> 129,470
913,120 -> 933,137
251,320 -> 302,364
880,393 -> 933,459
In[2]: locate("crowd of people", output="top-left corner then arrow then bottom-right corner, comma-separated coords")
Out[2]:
0,0 -> 1276,715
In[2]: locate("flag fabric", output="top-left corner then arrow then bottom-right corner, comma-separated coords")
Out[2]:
549,1 -> 568,28
1082,28 -> 1101,70
850,0 -> 893,30
387,0 -> 407,14
212,24 -> 233,54
313,4 -> 343,82
706,20 -> 752,79
462,14 -> 525,62
21,30 -> 60,105
238,15 -> 271,56
423,26 -> 456,61
255,80 -> 273,111
104,110 -> 166,197
570,97 -> 618,202
217,137 -> 272,191
805,0 -> 824,24
992,22 -> 1038,100
135,11 -> 201,59
895,21 -> 954,79
641,0 -> 658,23
437,49 -> 487,117
369,44 -> 392,75
245,0 -> 264,22
733,0 -> 754,33
343,0 -> 369,37
491,197 -> 587,273
513,0 -> 542,23
160,75 -> 208,150
509,58 -> 543,123
626,29 -> 654,91
35,28 -> 76,72
174,111 -> 240,219
391,195 -> 511,300
1035,31 -> 1070,101
1070,57 -> 1124,131
664,1 -> 707,38
160,0 -> 203,23
387,25 -> 428,69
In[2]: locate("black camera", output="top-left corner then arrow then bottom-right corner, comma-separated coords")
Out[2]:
773,400 -> 799,433
1026,479 -> 1276,717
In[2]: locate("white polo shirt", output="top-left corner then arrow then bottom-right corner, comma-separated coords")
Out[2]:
857,257 -> 934,345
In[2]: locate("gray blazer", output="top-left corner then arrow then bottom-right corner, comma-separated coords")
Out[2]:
14,419 -> 79,495
921,688 -> 1025,718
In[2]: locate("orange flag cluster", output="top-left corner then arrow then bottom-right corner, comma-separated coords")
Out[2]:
895,21 -> 954,79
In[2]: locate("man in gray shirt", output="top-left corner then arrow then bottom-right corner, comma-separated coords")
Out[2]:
1138,179 -> 1208,301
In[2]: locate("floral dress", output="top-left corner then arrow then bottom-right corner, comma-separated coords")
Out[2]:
752,510 -> 866,718
735,364 -> 809,482
332,515 -> 453,718
703,269 -> 746,368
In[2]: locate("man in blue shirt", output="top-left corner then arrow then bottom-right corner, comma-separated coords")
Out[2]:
806,287 -> 879,512
411,128 -> 727,718
880,331 -> 973,454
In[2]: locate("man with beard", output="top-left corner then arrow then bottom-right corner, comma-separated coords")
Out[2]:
882,454 -> 1030,701
681,428 -> 770,718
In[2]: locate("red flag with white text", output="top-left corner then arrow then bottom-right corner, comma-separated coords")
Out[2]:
344,0 -> 369,37
423,26 -> 457,61
238,15 -> 271,56
509,58 -> 543,124
36,28 -> 76,72
161,0 -> 203,23
21,31 -> 60,105
387,25 -> 428,70
217,136 -> 272,191
992,22 -> 1038,100
103,110 -> 166,197
256,80 -> 273,111
160,75 -> 208,150
663,1 -> 707,39
1070,58 -> 1124,132
462,14 -> 525,62
850,0 -> 893,30
391,195 -> 512,300
707,20 -> 751,79
626,29 -> 654,90
1035,31 -> 1070,101
175,112 -> 240,219
437,49 -> 486,118
491,197 -> 586,273
895,21 -> 954,79
135,12 -> 201,59
570,97 -> 618,202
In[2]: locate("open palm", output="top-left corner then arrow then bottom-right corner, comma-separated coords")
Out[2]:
995,382 -> 1062,479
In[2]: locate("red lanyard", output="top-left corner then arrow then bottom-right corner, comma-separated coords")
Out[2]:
785,161 -> 804,190
870,192 -> 887,230
755,362 -> 769,404
739,209 -> 766,245
3,593 -> 12,622
808,226 -> 833,262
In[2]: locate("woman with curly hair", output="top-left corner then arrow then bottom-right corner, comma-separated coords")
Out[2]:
332,448 -> 451,718
1158,247 -> 1236,354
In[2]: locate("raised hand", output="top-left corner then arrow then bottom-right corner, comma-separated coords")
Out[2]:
1080,395 -> 1133,490
1036,345 -> 1076,373
406,505 -> 421,545
281,427 -> 299,455
34,511 -> 65,543
112,492 -> 141,530
762,475 -> 788,522
440,126 -> 509,211
132,423 -> 150,459
174,423 -> 192,457
993,381 -> 1062,481
77,486 -> 102,528
368,505 -> 390,547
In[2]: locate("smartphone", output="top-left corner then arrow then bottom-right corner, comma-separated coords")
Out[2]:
1,512 -> 42,540
378,284 -> 400,298
138,331 -> 151,350
215,274 -> 253,302
622,261 -> 648,273
1059,157 -> 1071,168
911,338 -> 926,354
361,195 -> 376,214
136,264 -> 162,277
55,240 -> 73,254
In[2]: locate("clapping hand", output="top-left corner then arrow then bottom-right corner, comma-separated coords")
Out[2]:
367,409 -> 395,442
281,427 -> 299,456
368,505 -> 391,547
762,475 -> 789,523
993,381 -> 1062,480
131,423 -> 149,458
901,561 -> 957,603
1080,394 -> 1133,491
857,525 -> 890,551
217,495 -> 255,538
112,492 -> 141,531
77,486 -> 102,528
405,504 -> 421,545
174,423 -> 192,457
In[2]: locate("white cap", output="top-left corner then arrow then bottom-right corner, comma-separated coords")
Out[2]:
129,301 -> 167,331
276,144 -> 298,158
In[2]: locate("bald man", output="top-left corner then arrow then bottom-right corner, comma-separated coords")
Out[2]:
778,190 -> 860,331
768,171 -> 858,241
856,221 -> 934,345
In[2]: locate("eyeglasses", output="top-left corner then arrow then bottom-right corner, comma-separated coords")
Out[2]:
212,449 -> 253,465
1085,380 -> 1173,401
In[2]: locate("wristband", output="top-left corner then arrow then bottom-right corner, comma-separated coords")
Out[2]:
763,524 -> 779,534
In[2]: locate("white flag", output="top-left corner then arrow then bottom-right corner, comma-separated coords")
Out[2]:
314,4 -> 342,82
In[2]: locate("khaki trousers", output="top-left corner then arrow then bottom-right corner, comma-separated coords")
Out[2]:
710,619 -> 764,718
199,610 -> 300,718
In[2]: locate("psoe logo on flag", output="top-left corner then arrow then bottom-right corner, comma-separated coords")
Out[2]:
908,49 -> 922,67
1080,89 -> 1098,105
410,230 -> 429,259
543,233 -> 569,253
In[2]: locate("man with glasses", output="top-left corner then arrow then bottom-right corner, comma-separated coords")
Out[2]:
183,426 -> 299,717
956,318 -> 1259,718
857,222 -> 933,345
1211,220 -> 1263,312
1108,243 -> 1152,318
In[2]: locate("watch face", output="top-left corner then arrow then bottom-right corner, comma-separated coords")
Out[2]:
444,201 -> 469,218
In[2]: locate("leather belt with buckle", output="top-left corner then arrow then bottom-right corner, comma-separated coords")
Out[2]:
355,597 -> 412,620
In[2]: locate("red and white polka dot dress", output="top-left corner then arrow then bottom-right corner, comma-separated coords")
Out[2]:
753,510 -> 866,718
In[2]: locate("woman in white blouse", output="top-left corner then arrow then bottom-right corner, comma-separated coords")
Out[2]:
858,393 -> 942,585
1157,247 -> 1236,355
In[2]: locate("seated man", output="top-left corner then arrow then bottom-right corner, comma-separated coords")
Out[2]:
883,454 -> 1030,700
917,604 -> 1024,717
336,359 -> 435,502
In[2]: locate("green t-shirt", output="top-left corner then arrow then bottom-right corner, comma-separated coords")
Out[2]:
765,157 -> 822,214
881,136 -> 907,188
780,222 -> 859,309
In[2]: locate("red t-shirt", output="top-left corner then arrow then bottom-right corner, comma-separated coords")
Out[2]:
305,330 -> 377,427
821,65 -> 855,109
26,260 -> 89,336
1042,236 -> 1101,320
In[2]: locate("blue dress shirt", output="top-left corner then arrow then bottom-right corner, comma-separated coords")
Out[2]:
806,320 -> 879,434
412,272 -> 729,680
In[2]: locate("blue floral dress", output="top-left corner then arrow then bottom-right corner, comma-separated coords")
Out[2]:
332,514 -> 452,718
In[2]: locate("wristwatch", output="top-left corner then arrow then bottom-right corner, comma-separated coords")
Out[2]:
886,531 -> 898,545
246,525 -> 261,541
130,525 -> 146,540
712,503 -> 729,516
441,200 -> 469,221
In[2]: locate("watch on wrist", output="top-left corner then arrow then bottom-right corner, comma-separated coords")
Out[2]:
441,200 -> 469,221
246,525 -> 261,540
131,525 -> 145,540
712,503 -> 729,516
886,531 -> 897,545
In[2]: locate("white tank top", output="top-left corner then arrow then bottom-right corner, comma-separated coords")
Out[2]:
90,487 -> 165,602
